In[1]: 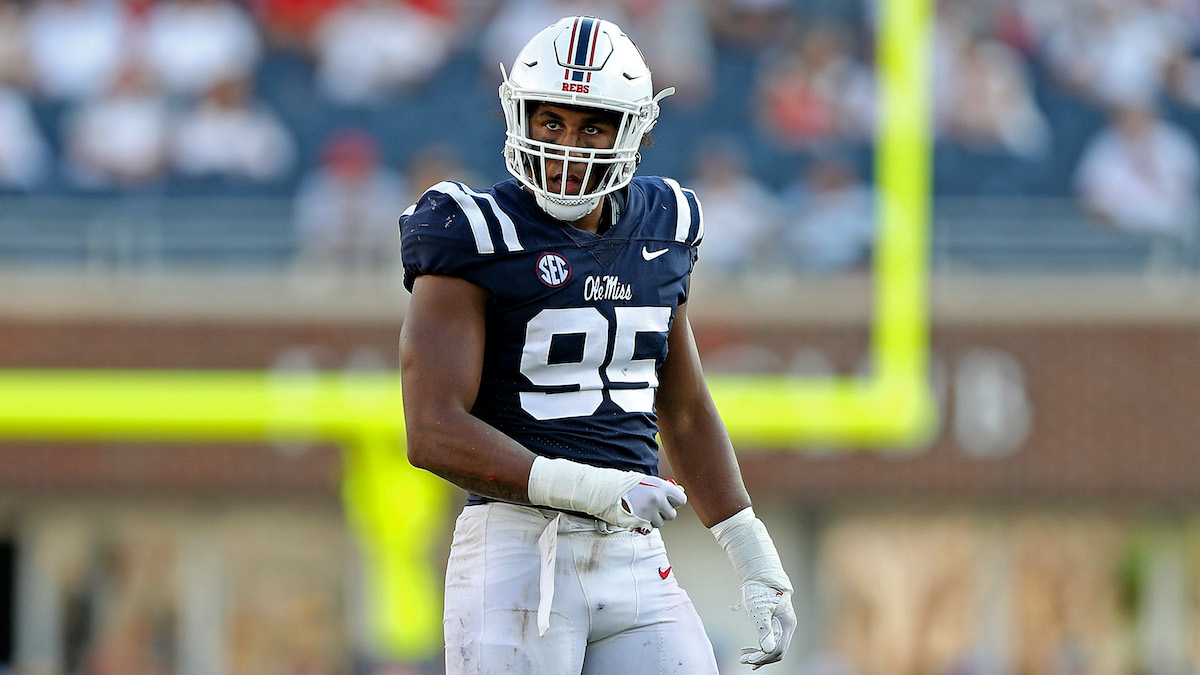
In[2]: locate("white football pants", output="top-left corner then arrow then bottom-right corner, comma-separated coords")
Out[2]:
443,502 -> 719,675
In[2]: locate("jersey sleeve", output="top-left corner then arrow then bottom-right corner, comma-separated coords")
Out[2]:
398,182 -> 508,292
659,177 -> 705,272
681,186 -> 703,273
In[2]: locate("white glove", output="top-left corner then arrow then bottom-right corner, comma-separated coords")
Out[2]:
620,476 -> 687,529
739,581 -> 796,669
527,456 -> 685,530
711,507 -> 796,669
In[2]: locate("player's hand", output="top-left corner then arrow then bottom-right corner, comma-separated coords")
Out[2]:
528,458 -> 686,531
738,580 -> 796,669
711,508 -> 795,669
619,476 -> 687,529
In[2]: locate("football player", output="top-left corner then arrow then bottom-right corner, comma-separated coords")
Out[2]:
398,15 -> 795,674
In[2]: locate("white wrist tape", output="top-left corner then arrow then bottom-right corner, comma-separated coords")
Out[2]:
527,456 -> 647,529
710,507 -> 793,593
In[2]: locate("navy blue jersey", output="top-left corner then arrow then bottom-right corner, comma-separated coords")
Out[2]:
399,177 -> 704,493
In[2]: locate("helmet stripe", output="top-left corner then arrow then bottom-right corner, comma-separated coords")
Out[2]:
567,17 -> 598,82
565,18 -> 579,81
573,18 -> 594,67
586,20 -> 599,81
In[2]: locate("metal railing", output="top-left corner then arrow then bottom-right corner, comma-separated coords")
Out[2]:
0,195 -> 298,272
0,194 -> 1195,276
931,197 -> 1198,274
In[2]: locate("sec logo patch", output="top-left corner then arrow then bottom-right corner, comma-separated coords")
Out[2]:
536,252 -> 571,287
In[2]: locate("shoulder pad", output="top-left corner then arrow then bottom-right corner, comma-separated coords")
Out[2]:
400,181 -> 524,256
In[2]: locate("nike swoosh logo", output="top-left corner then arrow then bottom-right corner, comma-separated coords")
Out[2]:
642,246 -> 669,261
658,566 -> 671,579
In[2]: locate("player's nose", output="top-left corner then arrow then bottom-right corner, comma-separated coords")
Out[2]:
558,126 -> 581,147
557,127 -> 594,153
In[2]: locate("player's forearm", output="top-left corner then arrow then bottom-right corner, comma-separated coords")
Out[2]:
405,412 -> 536,504
658,402 -> 751,528
409,413 -> 685,530
656,308 -> 751,526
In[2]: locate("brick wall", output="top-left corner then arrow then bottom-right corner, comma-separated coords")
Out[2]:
2,316 -> 1197,505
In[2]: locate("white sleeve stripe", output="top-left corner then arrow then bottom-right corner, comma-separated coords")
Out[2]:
401,203 -> 416,218
663,178 -> 692,243
476,191 -> 524,252
683,187 -> 704,245
425,181 -> 524,254
428,180 -> 495,255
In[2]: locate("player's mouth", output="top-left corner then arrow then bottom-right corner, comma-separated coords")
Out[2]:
548,174 -> 584,195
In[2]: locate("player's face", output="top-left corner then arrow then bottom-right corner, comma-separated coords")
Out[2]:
528,103 -> 619,196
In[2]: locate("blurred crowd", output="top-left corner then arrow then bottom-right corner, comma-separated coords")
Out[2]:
0,0 -> 1198,274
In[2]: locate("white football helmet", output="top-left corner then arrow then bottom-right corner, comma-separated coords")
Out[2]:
500,16 -> 674,221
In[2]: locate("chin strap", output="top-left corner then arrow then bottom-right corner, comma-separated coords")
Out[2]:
536,192 -> 602,222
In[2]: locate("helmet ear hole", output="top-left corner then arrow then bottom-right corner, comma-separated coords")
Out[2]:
499,16 -> 673,221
